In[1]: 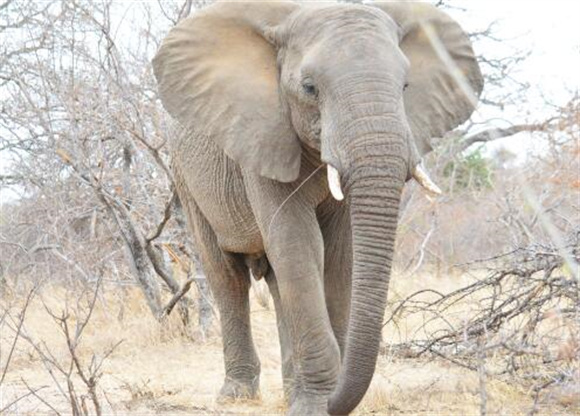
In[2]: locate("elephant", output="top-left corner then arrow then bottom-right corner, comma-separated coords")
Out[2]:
152,1 -> 483,415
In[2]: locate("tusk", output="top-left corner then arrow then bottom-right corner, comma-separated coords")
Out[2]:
413,164 -> 442,196
327,164 -> 344,201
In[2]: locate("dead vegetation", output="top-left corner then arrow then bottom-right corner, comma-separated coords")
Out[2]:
1,1 -> 579,415
385,243 -> 579,415
1,274 -> 577,416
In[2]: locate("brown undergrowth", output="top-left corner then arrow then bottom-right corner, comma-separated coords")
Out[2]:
0,273 -> 577,416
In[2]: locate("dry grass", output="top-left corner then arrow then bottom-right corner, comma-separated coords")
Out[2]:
1,273 -> 577,415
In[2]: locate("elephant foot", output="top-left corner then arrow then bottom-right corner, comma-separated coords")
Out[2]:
217,376 -> 260,403
287,393 -> 328,416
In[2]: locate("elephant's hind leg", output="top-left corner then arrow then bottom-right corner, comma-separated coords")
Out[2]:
183,199 -> 261,401
213,257 -> 261,402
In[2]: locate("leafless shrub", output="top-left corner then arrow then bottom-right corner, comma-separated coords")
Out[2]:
388,94 -> 580,413
386,234 -> 579,412
396,94 -> 579,270
1,279 -> 122,415
0,285 -> 39,413
0,0 -> 212,331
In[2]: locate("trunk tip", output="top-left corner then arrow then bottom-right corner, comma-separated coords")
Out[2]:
326,377 -> 366,416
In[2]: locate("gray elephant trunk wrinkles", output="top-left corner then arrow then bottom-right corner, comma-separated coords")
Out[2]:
320,82 -> 410,413
329,162 -> 406,416
319,73 -> 410,174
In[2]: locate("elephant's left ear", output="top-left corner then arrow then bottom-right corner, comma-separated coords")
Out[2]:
373,2 -> 484,155
153,1 -> 301,182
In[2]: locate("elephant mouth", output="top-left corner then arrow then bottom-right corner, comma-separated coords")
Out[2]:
325,162 -> 442,202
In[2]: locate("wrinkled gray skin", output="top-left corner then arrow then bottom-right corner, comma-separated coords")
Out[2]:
153,2 -> 482,415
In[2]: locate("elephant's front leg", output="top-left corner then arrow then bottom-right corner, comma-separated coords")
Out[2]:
247,177 -> 340,416
264,268 -> 295,402
268,216 -> 340,415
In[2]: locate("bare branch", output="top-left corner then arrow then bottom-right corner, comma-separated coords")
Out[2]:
146,190 -> 177,243
0,385 -> 49,414
159,276 -> 195,319
457,123 -> 552,153
0,285 -> 38,386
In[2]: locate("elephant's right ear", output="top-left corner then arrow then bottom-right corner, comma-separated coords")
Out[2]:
153,1 -> 301,182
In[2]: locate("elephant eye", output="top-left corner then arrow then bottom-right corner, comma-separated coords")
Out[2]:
302,79 -> 318,97
403,82 -> 410,91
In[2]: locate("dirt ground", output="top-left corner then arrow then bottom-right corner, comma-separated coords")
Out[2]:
1,273 -> 578,416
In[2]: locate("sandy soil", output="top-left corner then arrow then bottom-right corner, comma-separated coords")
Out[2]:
1,273 -> 577,416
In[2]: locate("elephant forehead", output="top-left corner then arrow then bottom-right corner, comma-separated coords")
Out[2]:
288,4 -> 399,45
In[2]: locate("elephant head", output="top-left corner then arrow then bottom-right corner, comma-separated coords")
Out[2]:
153,1 -> 482,413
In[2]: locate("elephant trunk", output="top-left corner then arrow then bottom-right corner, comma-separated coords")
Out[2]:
327,159 -> 405,415
324,81 -> 408,415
